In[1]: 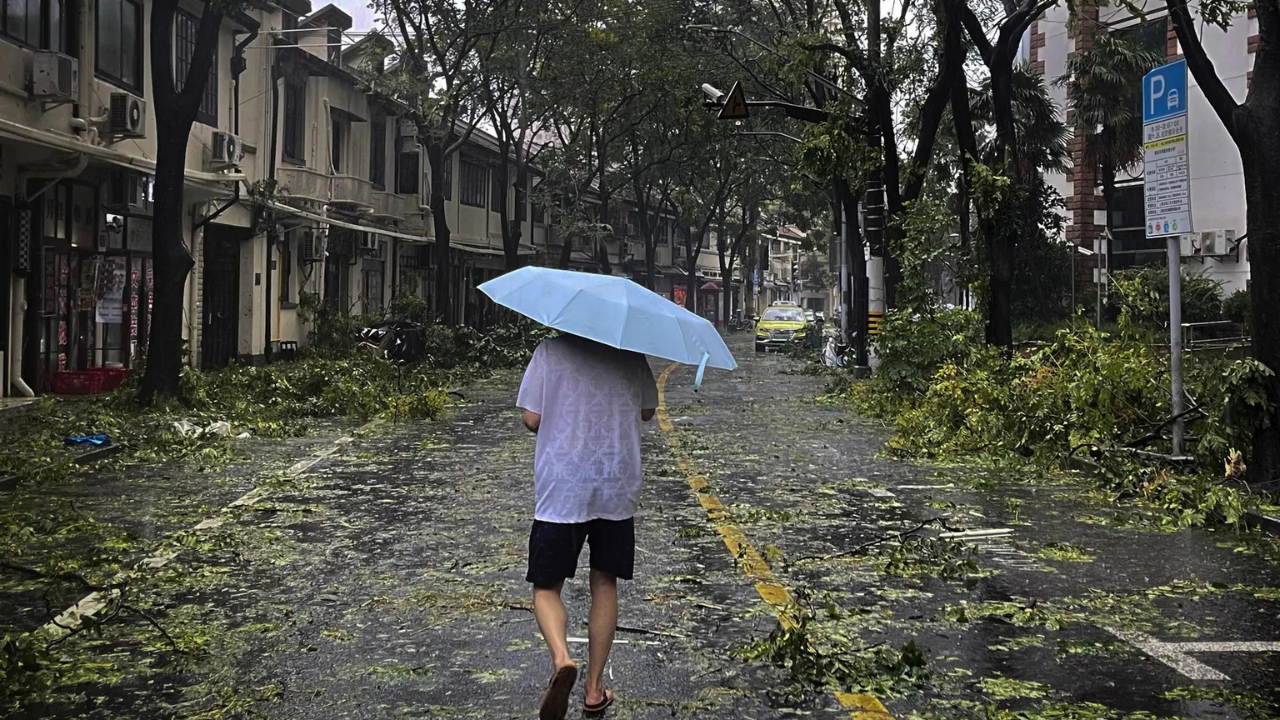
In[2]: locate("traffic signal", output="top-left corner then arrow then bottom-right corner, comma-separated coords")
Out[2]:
791,257 -> 799,280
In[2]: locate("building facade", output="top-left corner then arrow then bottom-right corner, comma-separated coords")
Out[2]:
1,0 -> 734,397
1032,0 -> 1254,291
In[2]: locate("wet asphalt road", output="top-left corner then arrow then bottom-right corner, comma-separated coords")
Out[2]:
6,335 -> 1280,719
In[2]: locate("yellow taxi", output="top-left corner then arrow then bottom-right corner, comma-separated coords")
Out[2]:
755,304 -> 807,352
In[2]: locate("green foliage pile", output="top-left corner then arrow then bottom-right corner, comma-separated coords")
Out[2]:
833,297 -> 1275,526
0,319 -> 550,484
734,596 -> 930,699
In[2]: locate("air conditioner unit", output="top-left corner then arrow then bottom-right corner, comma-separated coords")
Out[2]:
209,131 -> 243,169
29,51 -> 78,103
300,229 -> 327,262
107,171 -> 148,213
1182,229 -> 1237,257
397,119 -> 417,138
108,92 -> 146,138
359,233 -> 381,254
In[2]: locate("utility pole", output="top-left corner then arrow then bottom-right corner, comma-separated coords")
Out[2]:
1167,238 -> 1185,456
856,0 -> 882,375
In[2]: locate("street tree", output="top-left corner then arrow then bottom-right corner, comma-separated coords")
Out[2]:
380,0 -> 493,323
140,0 -> 232,401
1165,0 -> 1280,485
954,0 -> 1061,348
669,120 -> 739,312
478,0 -> 558,270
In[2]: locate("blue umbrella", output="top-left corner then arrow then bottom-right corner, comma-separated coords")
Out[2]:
478,267 -> 737,386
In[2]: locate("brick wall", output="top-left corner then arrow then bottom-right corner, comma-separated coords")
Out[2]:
1031,19 -> 1046,76
1065,2 -> 1104,265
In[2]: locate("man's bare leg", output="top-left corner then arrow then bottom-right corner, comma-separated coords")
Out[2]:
533,582 -> 577,720
585,569 -> 618,707
533,581 -> 575,670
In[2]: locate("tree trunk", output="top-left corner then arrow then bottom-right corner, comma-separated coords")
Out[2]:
139,133 -> 196,402
428,143 -> 453,323
985,217 -> 1015,348
139,0 -> 217,402
685,237 -> 698,312
1241,123 -> 1280,487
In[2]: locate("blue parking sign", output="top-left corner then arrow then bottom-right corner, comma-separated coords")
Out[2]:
1143,60 -> 1188,123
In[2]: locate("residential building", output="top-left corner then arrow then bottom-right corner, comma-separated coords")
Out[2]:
1031,0 -> 1253,291
0,0 -> 721,398
0,0 -> 253,396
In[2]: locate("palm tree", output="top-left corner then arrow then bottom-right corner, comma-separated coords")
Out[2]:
1058,32 -> 1165,237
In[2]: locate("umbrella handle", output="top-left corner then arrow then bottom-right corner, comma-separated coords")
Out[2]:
694,353 -> 709,390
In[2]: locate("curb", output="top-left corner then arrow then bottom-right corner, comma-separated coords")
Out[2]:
0,443 -> 125,493
1245,510 -> 1280,537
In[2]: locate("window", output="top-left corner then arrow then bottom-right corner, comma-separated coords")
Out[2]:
370,116 -> 387,190
96,0 -> 141,90
2,0 -> 38,46
1,0 -> 67,50
531,196 -> 545,224
516,179 -> 527,222
330,113 -> 344,173
362,259 -> 384,314
491,166 -> 504,213
396,151 -> 419,195
460,158 -> 487,208
628,210 -> 639,237
441,155 -> 452,200
283,77 -> 306,163
1109,183 -> 1165,269
278,233 -> 293,303
175,10 -> 217,126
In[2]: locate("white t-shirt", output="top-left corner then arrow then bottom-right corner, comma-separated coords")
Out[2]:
517,336 -> 660,523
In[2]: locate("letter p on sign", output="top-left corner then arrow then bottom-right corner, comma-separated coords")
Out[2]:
1143,60 -> 1188,123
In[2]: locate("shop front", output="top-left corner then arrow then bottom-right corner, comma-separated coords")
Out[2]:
35,178 -> 154,393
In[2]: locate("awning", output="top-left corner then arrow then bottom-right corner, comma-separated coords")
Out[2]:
0,117 -> 244,193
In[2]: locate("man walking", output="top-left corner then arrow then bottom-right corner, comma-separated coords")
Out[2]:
517,333 -> 659,720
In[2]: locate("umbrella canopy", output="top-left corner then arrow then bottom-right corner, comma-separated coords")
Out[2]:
479,267 -> 737,377
700,281 -> 722,292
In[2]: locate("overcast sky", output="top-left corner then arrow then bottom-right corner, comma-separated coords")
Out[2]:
332,0 -> 380,32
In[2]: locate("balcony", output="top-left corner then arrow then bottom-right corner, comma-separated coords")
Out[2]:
331,175 -> 373,210
403,210 -> 430,234
371,190 -> 412,224
277,166 -> 330,207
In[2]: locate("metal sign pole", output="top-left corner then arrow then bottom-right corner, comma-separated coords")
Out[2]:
1167,237 -> 1185,455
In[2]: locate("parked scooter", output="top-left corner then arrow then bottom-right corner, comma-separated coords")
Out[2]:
359,320 -> 426,363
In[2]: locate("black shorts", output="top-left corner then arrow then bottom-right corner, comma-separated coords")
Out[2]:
526,518 -> 635,588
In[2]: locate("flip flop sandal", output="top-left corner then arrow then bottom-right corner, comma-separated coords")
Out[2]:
539,665 -> 578,720
584,690 -> 615,716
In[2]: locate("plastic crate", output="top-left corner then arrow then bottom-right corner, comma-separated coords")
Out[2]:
95,368 -> 130,392
50,371 -> 105,395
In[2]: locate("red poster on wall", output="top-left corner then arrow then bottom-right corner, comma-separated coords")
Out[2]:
673,287 -> 687,307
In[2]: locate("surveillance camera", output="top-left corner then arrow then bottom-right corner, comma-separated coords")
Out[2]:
701,84 -> 724,102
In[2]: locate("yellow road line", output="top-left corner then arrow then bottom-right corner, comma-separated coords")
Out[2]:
655,363 -> 894,720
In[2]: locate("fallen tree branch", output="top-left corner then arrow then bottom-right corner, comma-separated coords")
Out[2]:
120,603 -> 183,652
788,517 -> 958,566
0,559 -> 126,593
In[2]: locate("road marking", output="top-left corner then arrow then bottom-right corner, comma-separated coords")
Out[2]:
866,488 -> 896,498
895,484 -> 956,490
1105,627 -> 1230,681
1168,641 -> 1280,652
656,364 -> 894,720
37,419 -> 383,641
